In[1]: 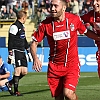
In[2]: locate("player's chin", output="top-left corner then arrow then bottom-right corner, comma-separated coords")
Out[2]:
94,7 -> 100,12
51,13 -> 56,17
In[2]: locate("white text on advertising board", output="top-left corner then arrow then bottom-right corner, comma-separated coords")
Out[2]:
37,54 -> 98,66
79,54 -> 97,66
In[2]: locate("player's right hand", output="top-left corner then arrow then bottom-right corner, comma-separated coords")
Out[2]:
7,51 -> 15,65
7,55 -> 15,64
32,58 -> 42,72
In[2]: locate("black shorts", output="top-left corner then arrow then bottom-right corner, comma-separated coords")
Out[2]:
13,49 -> 27,67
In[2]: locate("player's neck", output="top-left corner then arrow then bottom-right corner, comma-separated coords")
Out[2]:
18,19 -> 23,24
54,13 -> 65,22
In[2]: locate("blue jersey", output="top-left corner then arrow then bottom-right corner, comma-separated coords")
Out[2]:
0,62 -> 13,81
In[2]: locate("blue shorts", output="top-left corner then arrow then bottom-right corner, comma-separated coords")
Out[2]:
0,86 -> 8,92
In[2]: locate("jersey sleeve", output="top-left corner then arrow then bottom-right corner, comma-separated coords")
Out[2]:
8,25 -> 18,51
77,16 -> 87,34
3,63 -> 13,81
32,22 -> 45,42
9,25 -> 18,35
80,12 -> 91,24
3,63 -> 10,73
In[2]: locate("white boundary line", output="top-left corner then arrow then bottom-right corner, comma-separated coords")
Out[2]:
80,76 -> 97,78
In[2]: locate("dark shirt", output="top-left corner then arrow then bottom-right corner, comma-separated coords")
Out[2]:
8,20 -> 29,51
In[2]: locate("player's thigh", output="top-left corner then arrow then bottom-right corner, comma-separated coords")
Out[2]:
63,88 -> 75,98
63,64 -> 80,91
0,79 -> 8,86
48,76 -> 63,97
14,67 -> 22,76
21,66 -> 28,75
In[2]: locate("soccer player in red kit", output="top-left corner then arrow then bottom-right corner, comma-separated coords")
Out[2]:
30,0 -> 100,100
81,0 -> 100,78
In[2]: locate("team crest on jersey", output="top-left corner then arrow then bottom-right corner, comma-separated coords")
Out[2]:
70,23 -> 74,31
39,23 -> 42,26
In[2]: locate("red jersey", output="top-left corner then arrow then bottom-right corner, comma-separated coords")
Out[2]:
81,10 -> 100,46
32,12 -> 86,66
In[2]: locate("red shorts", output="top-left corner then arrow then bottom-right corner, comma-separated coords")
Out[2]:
47,61 -> 80,97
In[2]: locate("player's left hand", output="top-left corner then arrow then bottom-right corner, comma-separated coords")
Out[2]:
7,55 -> 15,64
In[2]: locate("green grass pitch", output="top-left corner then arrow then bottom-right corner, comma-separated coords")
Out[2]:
0,72 -> 100,100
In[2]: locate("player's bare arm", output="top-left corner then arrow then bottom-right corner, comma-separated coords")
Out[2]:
0,72 -> 10,79
30,41 -> 42,72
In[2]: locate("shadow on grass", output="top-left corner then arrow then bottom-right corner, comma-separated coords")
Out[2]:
0,89 -> 50,97
23,88 -> 50,94
0,94 -> 13,97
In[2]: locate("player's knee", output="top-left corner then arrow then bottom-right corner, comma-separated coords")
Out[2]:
22,71 -> 27,75
0,82 -> 3,86
64,89 -> 77,100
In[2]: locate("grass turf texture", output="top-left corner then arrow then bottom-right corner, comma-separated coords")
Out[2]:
0,72 -> 100,100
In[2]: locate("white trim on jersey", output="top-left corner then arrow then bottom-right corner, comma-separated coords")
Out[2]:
9,25 -> 18,35
84,29 -> 87,33
32,36 -> 38,42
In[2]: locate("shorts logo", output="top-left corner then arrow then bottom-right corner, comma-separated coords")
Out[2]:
69,84 -> 75,88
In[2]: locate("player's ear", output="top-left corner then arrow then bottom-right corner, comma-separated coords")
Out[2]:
63,5 -> 66,11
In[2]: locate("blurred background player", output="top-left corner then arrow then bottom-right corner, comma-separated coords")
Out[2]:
80,0 -> 100,78
0,55 -> 13,95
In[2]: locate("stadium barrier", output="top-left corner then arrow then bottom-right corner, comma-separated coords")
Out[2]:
0,37 -> 6,47
0,47 -> 98,72
0,19 -> 15,28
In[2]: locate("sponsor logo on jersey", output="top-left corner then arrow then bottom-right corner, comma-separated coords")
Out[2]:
20,32 -> 25,39
53,30 -> 70,40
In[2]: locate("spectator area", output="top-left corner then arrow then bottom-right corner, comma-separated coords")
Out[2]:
0,0 -> 95,47
0,19 -> 36,47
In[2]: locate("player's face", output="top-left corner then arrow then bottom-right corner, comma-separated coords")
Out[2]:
50,0 -> 66,18
22,15 -> 27,24
93,0 -> 100,13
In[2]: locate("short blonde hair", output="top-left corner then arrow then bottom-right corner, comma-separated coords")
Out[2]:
17,10 -> 27,19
